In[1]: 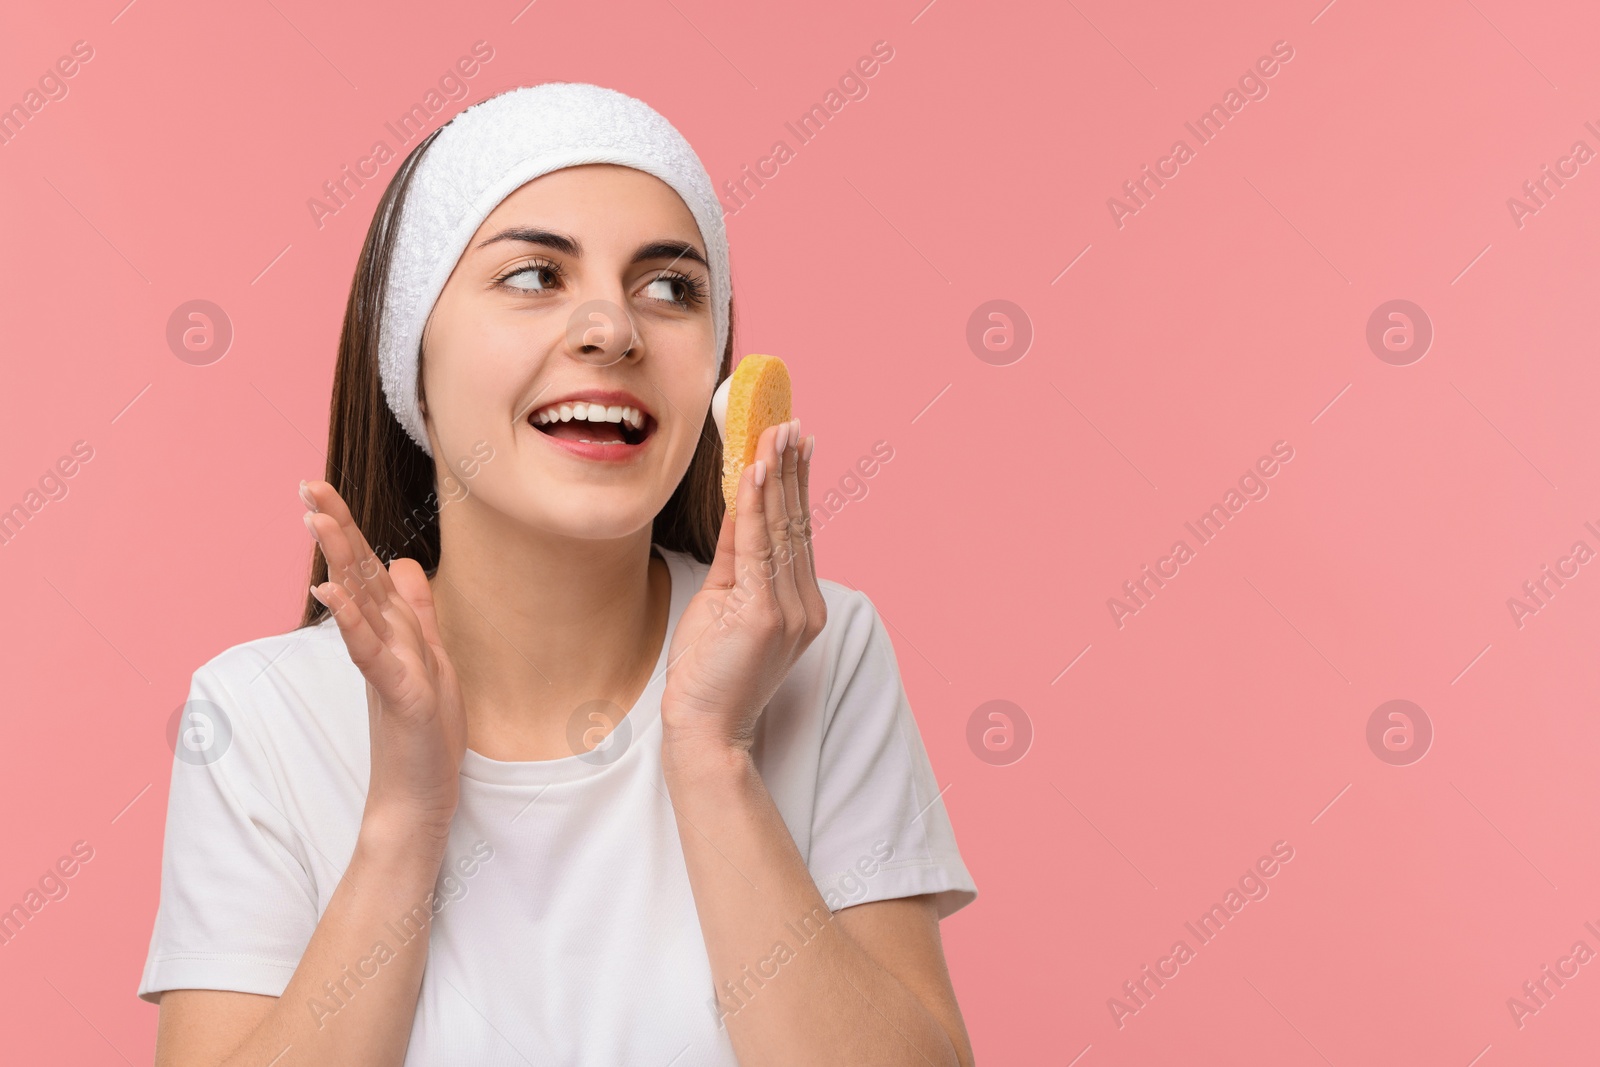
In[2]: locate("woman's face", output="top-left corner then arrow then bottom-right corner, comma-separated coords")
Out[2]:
418,163 -> 719,542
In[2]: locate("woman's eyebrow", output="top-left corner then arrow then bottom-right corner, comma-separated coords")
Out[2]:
474,227 -> 708,269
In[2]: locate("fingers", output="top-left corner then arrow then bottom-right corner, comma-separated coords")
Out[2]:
731,424 -> 784,632
790,430 -> 825,629
311,577 -> 409,700
797,431 -> 817,575
302,480 -> 399,609
705,508 -> 737,592
304,480 -> 435,713
737,420 -> 798,636
307,508 -> 394,643
733,423 -> 778,585
389,557 -> 443,659
762,422 -> 803,619
796,432 -> 814,536
777,419 -> 804,533
764,419 -> 804,620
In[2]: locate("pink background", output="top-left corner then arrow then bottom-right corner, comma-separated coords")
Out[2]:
3,0 -> 1598,1062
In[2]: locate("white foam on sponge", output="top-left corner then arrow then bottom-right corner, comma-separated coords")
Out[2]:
711,375 -> 732,442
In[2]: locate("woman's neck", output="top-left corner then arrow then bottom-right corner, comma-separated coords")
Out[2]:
427,497 -> 671,761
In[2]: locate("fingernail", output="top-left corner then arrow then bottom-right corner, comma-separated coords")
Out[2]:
303,512 -> 321,543
802,434 -> 815,461
754,459 -> 767,487
775,423 -> 789,454
309,583 -> 327,607
298,480 -> 317,510
790,418 -> 801,449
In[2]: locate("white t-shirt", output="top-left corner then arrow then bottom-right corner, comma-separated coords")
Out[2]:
138,544 -> 976,1065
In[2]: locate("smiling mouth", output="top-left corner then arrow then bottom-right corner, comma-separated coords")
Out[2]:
529,401 -> 655,446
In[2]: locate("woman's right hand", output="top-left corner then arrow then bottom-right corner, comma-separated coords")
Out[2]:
301,479 -> 466,843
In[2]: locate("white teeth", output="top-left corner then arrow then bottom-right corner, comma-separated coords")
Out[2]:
531,401 -> 646,429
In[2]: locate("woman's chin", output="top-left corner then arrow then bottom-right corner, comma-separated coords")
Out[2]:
500,496 -> 669,544
463,445 -> 688,541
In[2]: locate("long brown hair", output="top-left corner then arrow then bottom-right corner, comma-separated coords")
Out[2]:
298,126 -> 733,629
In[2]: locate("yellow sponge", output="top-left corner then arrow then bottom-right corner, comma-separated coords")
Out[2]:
714,354 -> 791,516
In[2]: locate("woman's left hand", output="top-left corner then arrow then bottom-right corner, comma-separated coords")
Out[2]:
661,417 -> 826,757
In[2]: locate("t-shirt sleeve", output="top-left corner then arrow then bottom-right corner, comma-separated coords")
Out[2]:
137,661 -> 321,1004
807,588 -> 977,920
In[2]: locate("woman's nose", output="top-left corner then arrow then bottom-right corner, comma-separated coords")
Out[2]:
564,296 -> 641,368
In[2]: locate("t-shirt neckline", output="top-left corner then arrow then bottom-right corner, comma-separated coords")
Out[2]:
457,543 -> 692,787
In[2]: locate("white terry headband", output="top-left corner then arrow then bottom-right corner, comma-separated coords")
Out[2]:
377,81 -> 731,458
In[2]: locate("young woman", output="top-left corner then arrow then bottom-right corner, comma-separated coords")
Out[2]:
139,82 -> 976,1065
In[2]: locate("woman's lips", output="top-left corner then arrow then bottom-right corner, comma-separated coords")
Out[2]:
528,412 -> 654,462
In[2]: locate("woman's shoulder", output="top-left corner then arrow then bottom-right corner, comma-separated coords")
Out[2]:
176,618 -> 371,805
191,616 -> 350,688
185,617 -> 366,744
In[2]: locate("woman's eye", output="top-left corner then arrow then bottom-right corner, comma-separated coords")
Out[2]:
497,263 -> 700,305
499,264 -> 560,292
641,275 -> 690,305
